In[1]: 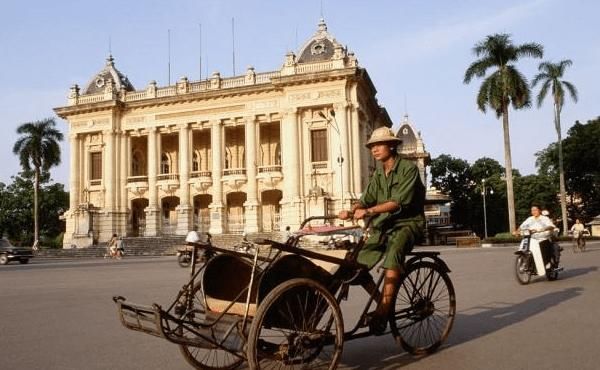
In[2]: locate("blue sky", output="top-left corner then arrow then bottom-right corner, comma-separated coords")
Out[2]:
1,0 -> 598,187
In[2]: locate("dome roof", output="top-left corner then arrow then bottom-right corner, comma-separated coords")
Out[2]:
297,18 -> 344,64
83,55 -> 135,95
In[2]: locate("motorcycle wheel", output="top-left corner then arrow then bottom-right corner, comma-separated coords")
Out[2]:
515,255 -> 532,285
178,253 -> 192,268
547,269 -> 559,281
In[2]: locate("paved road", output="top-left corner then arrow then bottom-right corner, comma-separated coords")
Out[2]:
1,242 -> 599,370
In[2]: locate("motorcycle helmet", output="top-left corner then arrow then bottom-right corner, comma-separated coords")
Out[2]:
185,231 -> 201,243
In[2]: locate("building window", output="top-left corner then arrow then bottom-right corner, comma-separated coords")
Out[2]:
90,152 -> 102,180
192,152 -> 199,172
131,151 -> 146,176
310,129 -> 328,162
161,153 -> 170,174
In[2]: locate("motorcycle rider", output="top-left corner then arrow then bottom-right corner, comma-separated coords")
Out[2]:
514,204 -> 557,270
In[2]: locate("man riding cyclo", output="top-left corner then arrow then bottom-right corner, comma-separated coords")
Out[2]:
339,126 -> 426,334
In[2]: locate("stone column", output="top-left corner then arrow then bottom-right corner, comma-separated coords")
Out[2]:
69,134 -> 80,211
119,132 -> 129,235
244,116 -> 259,233
350,106 -> 362,197
176,123 -> 193,235
145,127 -> 160,236
334,103 -> 351,208
280,108 -> 302,230
209,120 -> 224,234
104,130 -> 115,211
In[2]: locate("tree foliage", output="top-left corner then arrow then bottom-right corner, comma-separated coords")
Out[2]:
536,117 -> 600,221
0,172 -> 68,247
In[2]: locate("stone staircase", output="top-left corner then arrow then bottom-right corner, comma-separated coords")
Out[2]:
36,232 -> 287,259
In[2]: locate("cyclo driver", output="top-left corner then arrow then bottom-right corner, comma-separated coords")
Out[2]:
339,127 -> 426,334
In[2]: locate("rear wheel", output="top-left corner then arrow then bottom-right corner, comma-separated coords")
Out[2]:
247,278 -> 344,369
515,255 -> 532,285
178,283 -> 244,370
390,261 -> 456,355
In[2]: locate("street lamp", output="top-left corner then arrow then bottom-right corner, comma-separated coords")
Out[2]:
317,109 -> 344,207
481,178 -> 494,239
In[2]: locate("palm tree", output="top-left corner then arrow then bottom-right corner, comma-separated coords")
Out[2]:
532,60 -> 578,235
12,118 -> 64,248
464,34 -> 543,232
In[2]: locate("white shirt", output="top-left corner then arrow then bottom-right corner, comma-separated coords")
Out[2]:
519,215 -> 555,240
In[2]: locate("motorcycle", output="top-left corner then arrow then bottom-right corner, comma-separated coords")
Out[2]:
515,229 -> 563,284
176,233 -> 212,268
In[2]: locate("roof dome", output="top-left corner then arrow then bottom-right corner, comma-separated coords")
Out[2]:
297,18 -> 345,64
83,55 -> 135,95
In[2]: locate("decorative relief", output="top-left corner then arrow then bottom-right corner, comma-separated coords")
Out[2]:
289,89 -> 342,103
289,92 -> 312,102
155,104 -> 245,120
126,116 -> 145,124
252,100 -> 278,110
318,89 -> 342,98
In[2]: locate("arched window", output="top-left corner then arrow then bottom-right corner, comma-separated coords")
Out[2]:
161,153 -> 170,174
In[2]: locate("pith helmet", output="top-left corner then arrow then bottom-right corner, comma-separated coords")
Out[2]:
366,127 -> 402,148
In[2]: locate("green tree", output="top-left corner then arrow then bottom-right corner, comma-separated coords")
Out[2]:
514,174 -> 559,225
464,33 -> 543,232
430,154 -> 476,229
531,59 -> 578,235
12,118 -> 64,247
0,173 -> 68,246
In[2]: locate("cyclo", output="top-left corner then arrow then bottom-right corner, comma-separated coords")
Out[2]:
113,215 -> 456,369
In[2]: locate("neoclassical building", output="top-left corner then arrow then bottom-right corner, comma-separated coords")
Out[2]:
54,19 -> 403,248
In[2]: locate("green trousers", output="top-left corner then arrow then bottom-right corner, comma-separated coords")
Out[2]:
357,223 -> 422,270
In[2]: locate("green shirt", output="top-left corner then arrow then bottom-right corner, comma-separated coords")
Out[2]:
359,157 -> 426,230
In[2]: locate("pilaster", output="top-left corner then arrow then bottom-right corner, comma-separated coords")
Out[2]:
244,116 -> 259,233
209,120 -> 224,234
280,108 -> 302,230
145,127 -> 160,236
177,123 -> 193,235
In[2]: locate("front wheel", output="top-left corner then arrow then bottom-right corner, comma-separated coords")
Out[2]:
390,261 -> 456,355
515,254 -> 532,285
178,253 -> 192,268
247,278 -> 344,369
0,254 -> 8,265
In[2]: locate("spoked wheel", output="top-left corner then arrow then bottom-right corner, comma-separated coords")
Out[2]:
515,255 -> 532,285
390,261 -> 456,355
247,278 -> 344,369
178,285 -> 244,369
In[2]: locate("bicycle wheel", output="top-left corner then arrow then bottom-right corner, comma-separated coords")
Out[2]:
390,261 -> 456,355
247,278 -> 344,369
515,255 -> 532,285
178,285 -> 244,369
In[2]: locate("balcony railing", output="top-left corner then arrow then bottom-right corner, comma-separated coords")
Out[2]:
311,162 -> 328,170
258,165 -> 282,173
157,173 -> 179,181
190,171 -> 212,178
127,175 -> 148,183
223,168 -> 246,176
89,179 -> 102,186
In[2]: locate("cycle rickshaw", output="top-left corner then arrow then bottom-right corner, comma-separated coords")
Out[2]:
113,216 -> 456,369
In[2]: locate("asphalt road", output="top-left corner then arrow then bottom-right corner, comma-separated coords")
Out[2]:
1,241 -> 599,370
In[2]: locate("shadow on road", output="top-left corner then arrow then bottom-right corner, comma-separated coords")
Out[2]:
450,287 -> 583,347
559,265 -> 598,279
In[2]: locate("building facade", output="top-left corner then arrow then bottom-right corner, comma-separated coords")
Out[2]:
54,20 -> 398,248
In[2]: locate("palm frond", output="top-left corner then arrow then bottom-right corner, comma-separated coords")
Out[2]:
531,72 -> 550,87
464,58 -> 495,83
536,80 -> 552,108
515,43 -> 544,59
562,80 -> 579,103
